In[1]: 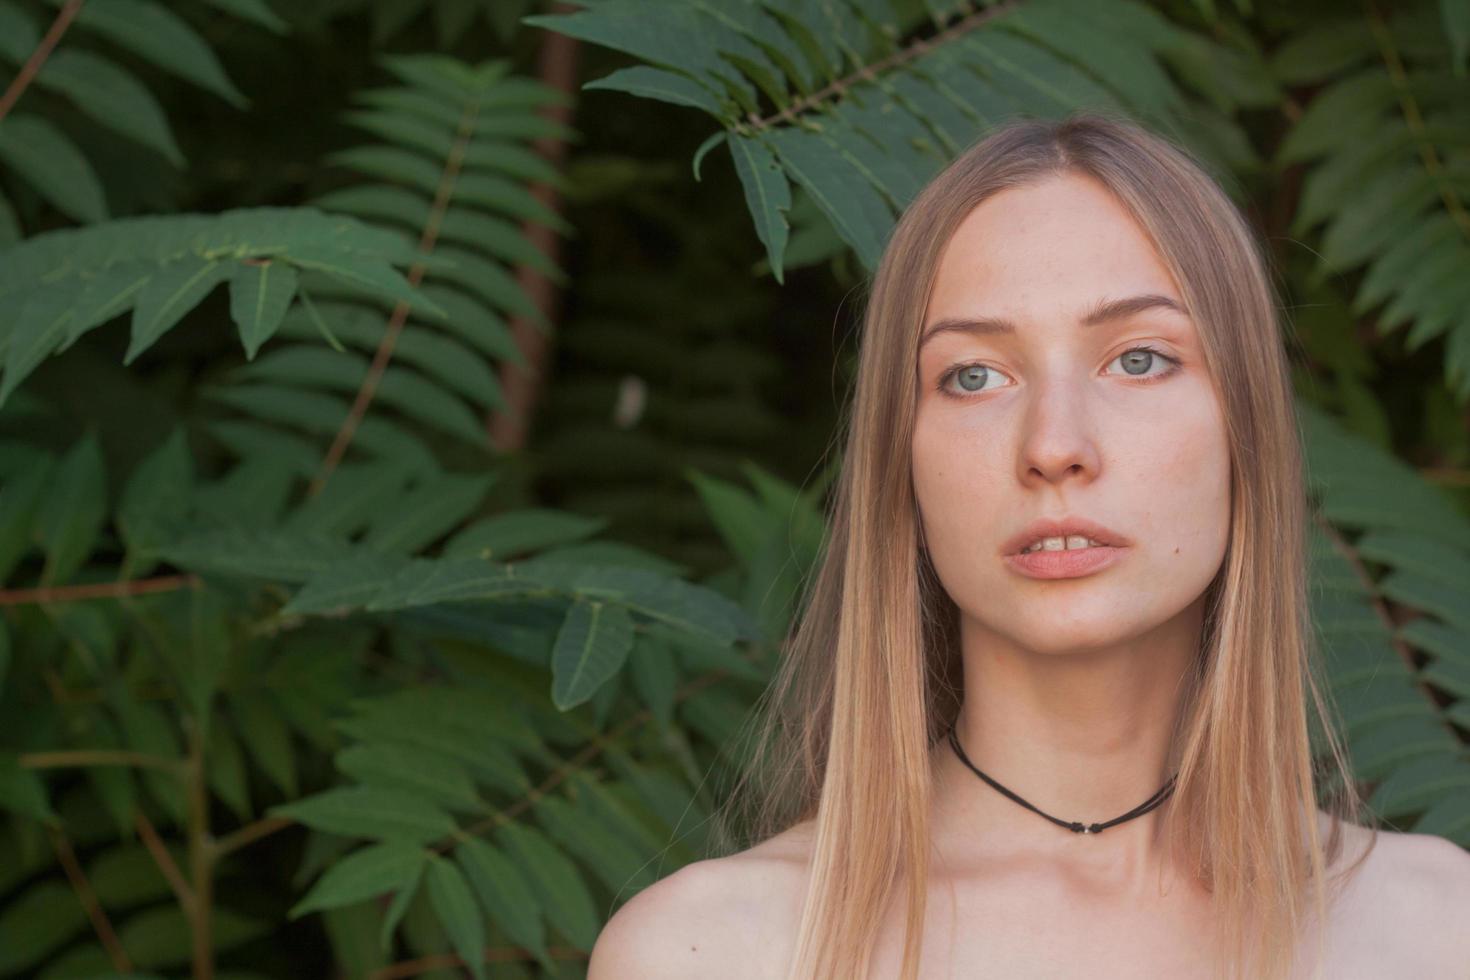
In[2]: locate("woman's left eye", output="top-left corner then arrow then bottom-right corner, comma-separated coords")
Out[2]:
1106,345 -> 1181,380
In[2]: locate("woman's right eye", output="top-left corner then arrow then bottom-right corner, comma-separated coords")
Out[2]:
938,363 -> 1010,399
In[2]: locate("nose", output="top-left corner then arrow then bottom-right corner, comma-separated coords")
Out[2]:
1016,374 -> 1101,487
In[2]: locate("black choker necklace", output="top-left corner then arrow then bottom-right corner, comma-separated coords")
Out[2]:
945,722 -> 1178,835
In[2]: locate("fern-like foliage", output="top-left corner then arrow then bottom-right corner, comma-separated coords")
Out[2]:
0,403 -> 798,974
1273,2 -> 1470,401
1301,403 -> 1470,843
0,206 -> 438,405
527,0 -> 1273,280
301,0 -> 539,47
201,54 -> 569,477
0,0 -> 281,233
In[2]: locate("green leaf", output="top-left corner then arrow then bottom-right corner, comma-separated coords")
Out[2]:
551,599 -> 635,710
37,49 -> 185,165
287,246 -> 445,318
126,255 -> 232,364
0,882 -> 87,974
291,842 -> 429,918
206,714 -> 252,822
424,856 -> 488,980
362,471 -> 496,554
454,837 -> 549,970
443,508 -> 608,561
36,432 -> 106,586
63,0 -> 250,107
229,692 -> 299,797
0,755 -> 55,823
0,114 -> 108,222
763,123 -> 893,271
1444,0 -> 1470,75
118,427 -> 193,574
0,455 -> 51,583
585,65 -> 727,116
533,794 -> 657,894
628,631 -> 678,729
335,743 -> 484,813
200,0 -> 289,33
729,133 -> 792,284
230,259 -> 300,358
271,786 -> 458,844
379,861 -> 421,951
494,821 -> 600,952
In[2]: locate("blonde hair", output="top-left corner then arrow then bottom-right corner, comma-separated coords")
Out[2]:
710,109 -> 1377,980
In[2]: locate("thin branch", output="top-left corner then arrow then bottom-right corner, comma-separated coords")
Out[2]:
135,809 -> 196,916
445,663 -> 731,850
211,815 -> 293,859
0,574 -> 201,608
486,2 -> 580,453
310,97 -> 482,493
1364,0 -> 1470,239
744,0 -> 1018,132
20,749 -> 185,773
50,827 -> 132,973
187,727 -> 215,980
0,0 -> 85,124
1311,511 -> 1452,724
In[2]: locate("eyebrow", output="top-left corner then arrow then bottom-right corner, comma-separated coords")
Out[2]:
919,293 -> 1189,349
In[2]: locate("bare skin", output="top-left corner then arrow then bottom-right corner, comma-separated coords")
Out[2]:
586,173 -> 1470,977
592,810 -> 1468,979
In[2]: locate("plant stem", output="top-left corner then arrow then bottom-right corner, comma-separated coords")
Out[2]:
187,722 -> 214,980
0,0 -> 84,123
0,574 -> 200,607
20,749 -> 185,773
50,827 -> 132,972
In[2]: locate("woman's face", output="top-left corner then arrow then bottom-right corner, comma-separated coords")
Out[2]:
911,172 -> 1231,655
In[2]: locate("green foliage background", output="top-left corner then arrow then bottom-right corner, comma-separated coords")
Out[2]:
0,0 -> 1468,976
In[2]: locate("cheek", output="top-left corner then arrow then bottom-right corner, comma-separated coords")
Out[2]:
1140,396 -> 1232,561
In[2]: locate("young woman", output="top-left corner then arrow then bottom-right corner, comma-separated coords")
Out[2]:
589,112 -> 1470,980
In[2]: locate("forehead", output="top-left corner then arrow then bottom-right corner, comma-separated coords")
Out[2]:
927,173 -> 1181,318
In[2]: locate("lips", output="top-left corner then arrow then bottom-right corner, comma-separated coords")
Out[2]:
1000,516 -> 1130,556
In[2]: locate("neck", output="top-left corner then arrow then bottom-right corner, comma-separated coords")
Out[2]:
930,597 -> 1204,886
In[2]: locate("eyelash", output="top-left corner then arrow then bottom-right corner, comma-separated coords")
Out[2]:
935,345 -> 1182,400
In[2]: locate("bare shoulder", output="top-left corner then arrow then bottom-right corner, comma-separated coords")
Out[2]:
1370,828 -> 1470,964
1329,818 -> 1470,972
586,821 -> 815,980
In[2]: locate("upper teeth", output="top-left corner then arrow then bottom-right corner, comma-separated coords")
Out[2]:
1021,535 -> 1103,554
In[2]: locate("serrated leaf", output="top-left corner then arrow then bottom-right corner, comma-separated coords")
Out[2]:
271,786 -> 458,844
291,842 -> 428,918
36,432 -> 106,586
230,259 -> 300,358
729,132 -> 791,284
0,114 -> 107,222
0,755 -> 55,823
126,255 -> 232,363
37,49 -> 185,165
424,856 -> 487,980
335,743 -> 483,813
62,0 -> 250,107
455,837 -> 549,970
551,599 -> 634,710
494,821 -> 600,952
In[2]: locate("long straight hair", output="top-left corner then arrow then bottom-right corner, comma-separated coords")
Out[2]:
712,110 -> 1375,980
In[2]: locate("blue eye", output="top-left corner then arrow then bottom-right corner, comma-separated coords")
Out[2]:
1108,346 -> 1179,378
936,345 -> 1181,400
945,363 -> 1009,395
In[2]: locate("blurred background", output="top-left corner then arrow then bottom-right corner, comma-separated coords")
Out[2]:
0,0 -> 1467,976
